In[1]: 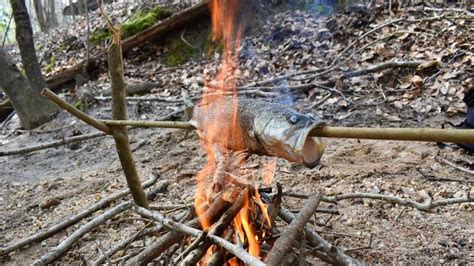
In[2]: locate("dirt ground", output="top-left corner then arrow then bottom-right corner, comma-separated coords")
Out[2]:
1,96 -> 473,264
1,1 -> 473,265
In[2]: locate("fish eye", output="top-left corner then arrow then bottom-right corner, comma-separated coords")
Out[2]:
289,115 -> 298,124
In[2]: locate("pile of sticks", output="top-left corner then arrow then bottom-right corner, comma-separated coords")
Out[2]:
120,153 -> 360,265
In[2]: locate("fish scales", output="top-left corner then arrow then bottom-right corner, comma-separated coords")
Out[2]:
191,97 -> 326,168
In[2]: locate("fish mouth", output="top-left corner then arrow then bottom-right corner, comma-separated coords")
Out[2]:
294,121 -> 326,168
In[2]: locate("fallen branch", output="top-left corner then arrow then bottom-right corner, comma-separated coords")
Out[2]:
33,202 -> 133,266
331,18 -> 404,65
284,192 -> 474,212
121,1 -> 209,51
438,157 -> 474,176
43,1 -> 210,89
42,88 -> 111,134
93,227 -> 156,265
278,206 -> 360,265
180,189 -> 248,265
265,192 -> 322,266
127,193 -> 232,265
92,210 -> 188,265
340,60 -> 428,79
0,131 -> 106,157
0,174 -> 158,256
134,206 -> 265,266
96,89 -> 276,103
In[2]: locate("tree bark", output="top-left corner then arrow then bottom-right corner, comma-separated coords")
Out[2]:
107,22 -> 149,208
9,0 -> 56,127
33,0 -> 47,32
0,49 -> 55,129
47,0 -> 58,28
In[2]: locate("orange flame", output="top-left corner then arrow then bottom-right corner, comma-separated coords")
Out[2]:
194,0 -> 277,262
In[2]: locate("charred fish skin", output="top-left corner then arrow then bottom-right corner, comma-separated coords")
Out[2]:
191,98 -> 326,168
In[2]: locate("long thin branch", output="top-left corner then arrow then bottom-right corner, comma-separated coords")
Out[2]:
41,89 -> 111,134
265,192 -> 322,266
134,206 -> 265,266
438,157 -> 474,175
0,131 -> 106,157
127,194 -> 231,265
33,202 -> 133,266
284,192 -> 474,212
340,60 -> 428,79
92,210 -> 188,265
100,120 -> 193,129
331,18 -> 404,65
0,174 -> 158,256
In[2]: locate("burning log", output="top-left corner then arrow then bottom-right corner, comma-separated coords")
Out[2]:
179,189 -> 249,265
128,192 -> 234,265
133,203 -> 266,266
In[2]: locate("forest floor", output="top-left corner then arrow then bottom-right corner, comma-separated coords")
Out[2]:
1,1 -> 473,264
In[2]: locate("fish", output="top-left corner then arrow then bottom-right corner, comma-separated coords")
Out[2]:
190,97 -> 326,168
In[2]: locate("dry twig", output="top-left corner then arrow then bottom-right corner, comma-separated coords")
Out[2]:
0,131 -> 106,157
278,207 -> 360,265
128,194 -> 232,265
438,157 -> 474,176
134,206 -> 265,266
265,192 -> 322,266
33,202 -> 132,266
0,175 -> 158,256
284,192 -> 474,212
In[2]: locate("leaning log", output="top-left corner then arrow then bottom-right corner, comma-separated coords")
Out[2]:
44,1 -> 209,89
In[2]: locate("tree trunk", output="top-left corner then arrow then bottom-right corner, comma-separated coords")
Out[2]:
10,0 -> 56,127
33,0 -> 47,32
0,49 -> 55,129
47,0 -> 58,28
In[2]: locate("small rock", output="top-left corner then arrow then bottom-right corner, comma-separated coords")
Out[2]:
40,198 -> 62,209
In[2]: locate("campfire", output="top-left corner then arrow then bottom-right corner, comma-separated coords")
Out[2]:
193,0 -> 296,263
3,0 -> 474,265
154,0 -> 330,264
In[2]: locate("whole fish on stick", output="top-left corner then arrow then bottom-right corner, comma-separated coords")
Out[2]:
191,97 -> 326,168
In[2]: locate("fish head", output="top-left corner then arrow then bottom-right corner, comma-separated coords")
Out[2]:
254,107 -> 326,168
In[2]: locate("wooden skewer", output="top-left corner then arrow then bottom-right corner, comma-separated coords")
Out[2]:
99,119 -> 474,143
41,89 -> 473,144
310,126 -> 474,143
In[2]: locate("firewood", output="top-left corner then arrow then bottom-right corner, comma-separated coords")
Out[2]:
0,174 -> 160,257
128,193 -> 233,265
265,192 -> 322,266
179,189 -> 249,265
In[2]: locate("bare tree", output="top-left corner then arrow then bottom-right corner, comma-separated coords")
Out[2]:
47,0 -> 58,28
9,0 -> 56,127
33,0 -> 47,32
0,49 -> 55,129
